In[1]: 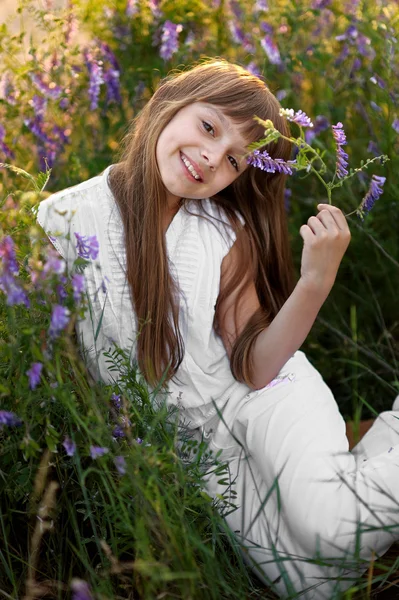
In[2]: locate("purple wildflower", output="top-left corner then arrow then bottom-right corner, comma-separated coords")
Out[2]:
228,22 -> 255,53
71,579 -> 94,600
332,122 -> 349,178
63,437 -> 76,456
111,393 -> 122,409
90,445 -> 109,459
357,175 -> 386,218
126,0 -> 139,17
160,21 -> 183,61
114,455 -> 126,475
72,273 -> 85,303
254,0 -> 269,11
247,150 -> 296,175
29,72 -> 62,100
261,35 -> 282,66
113,425 -> 125,438
30,95 -> 47,118
260,21 -> 274,35
392,119 -> 399,134
280,108 -> 314,128
136,438 -> 143,444
84,49 -> 104,110
43,249 -> 66,276
0,271 -> 30,307
99,42 -> 122,105
49,304 -> 70,338
27,362 -> 43,390
0,410 -> 22,427
246,61 -> 262,78
74,233 -> 99,260
229,0 -> 243,19
148,0 -> 161,18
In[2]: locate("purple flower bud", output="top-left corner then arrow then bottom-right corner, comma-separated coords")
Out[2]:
63,436 -> 76,456
71,579 -> 94,600
49,304 -> 70,338
114,455 -> 126,475
90,445 -> 109,459
159,21 -> 183,61
261,35 -> 282,66
0,410 -> 22,427
228,22 -> 255,53
392,119 -> 399,134
332,122 -> 349,178
74,233 -> 99,260
247,150 -> 297,175
136,437 -> 143,444
27,362 -> 43,390
357,175 -> 386,219
30,95 -> 48,118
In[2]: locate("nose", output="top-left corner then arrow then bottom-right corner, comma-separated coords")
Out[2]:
201,147 -> 224,171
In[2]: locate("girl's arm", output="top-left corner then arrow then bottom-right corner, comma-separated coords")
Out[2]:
217,204 -> 351,390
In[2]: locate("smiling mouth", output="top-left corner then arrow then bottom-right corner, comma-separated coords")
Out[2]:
180,152 -> 203,182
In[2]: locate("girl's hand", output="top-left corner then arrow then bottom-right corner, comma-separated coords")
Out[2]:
299,204 -> 351,295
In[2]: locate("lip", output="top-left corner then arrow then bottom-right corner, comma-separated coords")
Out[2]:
180,151 -> 204,182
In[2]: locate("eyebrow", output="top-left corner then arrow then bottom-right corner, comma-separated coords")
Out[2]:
204,106 -> 248,156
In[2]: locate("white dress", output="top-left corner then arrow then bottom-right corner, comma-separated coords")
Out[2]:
36,166 -> 399,599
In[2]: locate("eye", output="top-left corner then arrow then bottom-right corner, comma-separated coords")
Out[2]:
202,121 -> 215,135
228,156 -> 239,171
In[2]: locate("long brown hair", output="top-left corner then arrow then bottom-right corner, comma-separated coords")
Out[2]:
108,59 -> 294,387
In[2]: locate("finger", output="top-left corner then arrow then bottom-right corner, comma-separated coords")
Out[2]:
306,215 -> 327,236
299,224 -> 315,243
316,209 -> 340,232
317,204 -> 349,232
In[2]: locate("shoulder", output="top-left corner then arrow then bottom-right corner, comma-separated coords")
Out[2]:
35,165 -> 116,265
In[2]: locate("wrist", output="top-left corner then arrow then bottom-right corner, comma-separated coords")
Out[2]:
297,275 -> 333,302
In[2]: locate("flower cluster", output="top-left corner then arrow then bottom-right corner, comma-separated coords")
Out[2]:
247,150 -> 297,175
84,49 -> 104,110
279,108 -> 314,128
159,21 -> 183,61
357,175 -> 386,219
332,122 -> 349,178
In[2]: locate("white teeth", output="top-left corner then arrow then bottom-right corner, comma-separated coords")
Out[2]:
181,154 -> 201,180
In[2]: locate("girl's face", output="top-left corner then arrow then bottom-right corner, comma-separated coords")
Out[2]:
156,102 -> 250,208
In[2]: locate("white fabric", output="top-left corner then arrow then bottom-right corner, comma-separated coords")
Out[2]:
36,166 -> 399,599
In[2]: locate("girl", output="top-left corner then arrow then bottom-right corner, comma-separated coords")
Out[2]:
36,59 -> 399,599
